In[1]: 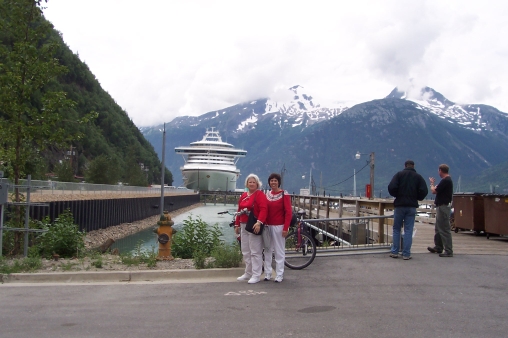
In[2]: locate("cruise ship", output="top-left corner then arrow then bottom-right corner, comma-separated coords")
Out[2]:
174,128 -> 247,191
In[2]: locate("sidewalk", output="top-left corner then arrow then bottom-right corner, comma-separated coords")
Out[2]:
2,221 -> 506,285
1,267 -> 244,284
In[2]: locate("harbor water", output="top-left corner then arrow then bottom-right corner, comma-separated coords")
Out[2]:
110,205 -> 239,254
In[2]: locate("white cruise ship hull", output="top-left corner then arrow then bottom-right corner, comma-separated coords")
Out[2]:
181,168 -> 239,191
175,128 -> 247,191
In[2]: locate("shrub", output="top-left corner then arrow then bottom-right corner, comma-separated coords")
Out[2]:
192,249 -> 207,269
120,241 -> 157,267
209,243 -> 243,268
36,209 -> 86,258
171,216 -> 222,259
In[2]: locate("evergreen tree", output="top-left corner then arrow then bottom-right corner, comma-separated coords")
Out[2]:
124,149 -> 149,187
85,154 -> 120,185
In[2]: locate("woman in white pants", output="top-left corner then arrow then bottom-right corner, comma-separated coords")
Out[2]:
234,174 -> 268,284
264,173 -> 292,283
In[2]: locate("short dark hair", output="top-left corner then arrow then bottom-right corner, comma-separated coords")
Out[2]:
405,160 -> 415,167
268,173 -> 281,187
439,164 -> 449,173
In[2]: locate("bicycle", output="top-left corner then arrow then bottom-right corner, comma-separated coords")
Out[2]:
219,209 -> 317,270
217,209 -> 243,245
284,210 -> 317,270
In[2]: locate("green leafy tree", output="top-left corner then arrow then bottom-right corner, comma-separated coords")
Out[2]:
0,0 -> 70,184
164,167 -> 173,186
0,0 -> 93,254
85,154 -> 121,184
54,160 -> 75,182
123,147 -> 148,186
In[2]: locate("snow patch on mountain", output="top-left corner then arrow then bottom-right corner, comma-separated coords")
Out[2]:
237,113 -> 258,131
389,86 -> 500,132
264,85 -> 347,127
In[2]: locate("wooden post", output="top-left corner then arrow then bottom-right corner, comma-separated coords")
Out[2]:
316,196 -> 321,219
378,202 -> 385,243
309,196 -> 313,219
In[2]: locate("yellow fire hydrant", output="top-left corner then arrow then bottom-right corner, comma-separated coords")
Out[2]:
154,210 -> 176,261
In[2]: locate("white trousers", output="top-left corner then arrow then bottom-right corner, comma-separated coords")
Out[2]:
240,223 -> 263,278
263,224 -> 285,277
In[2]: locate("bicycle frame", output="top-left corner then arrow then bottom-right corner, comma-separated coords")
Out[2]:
284,211 -> 316,269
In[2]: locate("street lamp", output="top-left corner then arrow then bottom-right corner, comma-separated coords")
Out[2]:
355,151 -> 375,199
160,123 -> 166,217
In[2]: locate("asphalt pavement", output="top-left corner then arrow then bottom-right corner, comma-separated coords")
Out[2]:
1,252 -> 508,338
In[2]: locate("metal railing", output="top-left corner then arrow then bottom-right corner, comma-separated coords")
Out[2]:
2,179 -> 196,198
201,192 -> 241,206
302,214 -> 394,255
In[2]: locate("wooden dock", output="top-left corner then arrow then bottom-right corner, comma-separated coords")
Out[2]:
291,195 -> 508,256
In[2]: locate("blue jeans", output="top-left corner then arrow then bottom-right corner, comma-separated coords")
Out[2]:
391,207 -> 416,257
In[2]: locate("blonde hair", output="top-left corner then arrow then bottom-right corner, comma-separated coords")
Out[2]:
244,173 -> 262,189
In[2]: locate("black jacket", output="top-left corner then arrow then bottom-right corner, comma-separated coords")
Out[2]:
388,168 -> 428,208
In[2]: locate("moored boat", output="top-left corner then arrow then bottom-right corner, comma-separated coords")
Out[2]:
174,128 -> 247,191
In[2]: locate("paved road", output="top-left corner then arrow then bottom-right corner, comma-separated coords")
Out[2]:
2,253 -> 508,338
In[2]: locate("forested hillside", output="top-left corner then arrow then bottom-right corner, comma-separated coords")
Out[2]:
0,1 -> 171,186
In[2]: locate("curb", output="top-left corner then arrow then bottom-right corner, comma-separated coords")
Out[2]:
1,267 -> 245,284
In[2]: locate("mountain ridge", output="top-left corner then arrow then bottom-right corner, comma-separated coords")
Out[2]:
142,85 -> 508,194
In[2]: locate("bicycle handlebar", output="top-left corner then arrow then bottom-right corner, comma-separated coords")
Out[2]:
217,208 -> 248,217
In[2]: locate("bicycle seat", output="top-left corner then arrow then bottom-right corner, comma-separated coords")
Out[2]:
297,210 -> 306,216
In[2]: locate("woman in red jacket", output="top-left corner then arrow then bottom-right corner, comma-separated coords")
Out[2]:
234,173 -> 268,284
264,173 -> 292,283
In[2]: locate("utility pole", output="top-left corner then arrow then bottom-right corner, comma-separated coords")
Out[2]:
309,168 -> 312,195
280,163 -> 286,189
369,152 -> 375,200
160,123 -> 166,217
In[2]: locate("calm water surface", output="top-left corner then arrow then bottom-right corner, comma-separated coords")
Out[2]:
110,205 -> 238,254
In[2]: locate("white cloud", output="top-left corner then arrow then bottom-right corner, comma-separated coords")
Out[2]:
43,0 -> 508,126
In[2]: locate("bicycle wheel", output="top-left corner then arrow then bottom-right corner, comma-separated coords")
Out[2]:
284,230 -> 317,270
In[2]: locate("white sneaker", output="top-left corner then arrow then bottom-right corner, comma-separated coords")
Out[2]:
237,274 -> 251,281
264,274 -> 271,281
274,275 -> 283,283
247,276 -> 260,284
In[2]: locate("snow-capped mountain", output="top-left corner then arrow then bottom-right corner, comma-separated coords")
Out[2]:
161,85 -> 348,134
142,84 -> 508,193
263,85 -> 347,128
145,84 -> 506,138
387,87 -> 507,136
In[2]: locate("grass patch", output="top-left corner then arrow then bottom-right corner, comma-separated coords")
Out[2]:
119,241 -> 157,268
208,243 -> 243,268
0,256 -> 43,274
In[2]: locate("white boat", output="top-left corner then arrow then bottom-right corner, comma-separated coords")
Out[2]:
174,128 -> 247,191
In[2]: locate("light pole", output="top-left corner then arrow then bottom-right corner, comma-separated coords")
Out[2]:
160,123 -> 166,217
355,151 -> 375,199
302,168 -> 323,196
309,167 -> 312,194
280,163 -> 287,189
302,167 -> 313,195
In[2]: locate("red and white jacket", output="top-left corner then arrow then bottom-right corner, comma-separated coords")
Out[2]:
265,190 -> 292,231
234,190 -> 268,226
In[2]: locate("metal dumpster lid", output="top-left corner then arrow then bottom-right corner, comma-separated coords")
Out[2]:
481,194 -> 508,198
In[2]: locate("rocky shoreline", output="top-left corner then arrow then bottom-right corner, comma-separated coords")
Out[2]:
84,203 -> 203,249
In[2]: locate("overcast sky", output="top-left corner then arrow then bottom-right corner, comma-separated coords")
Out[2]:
43,0 -> 508,127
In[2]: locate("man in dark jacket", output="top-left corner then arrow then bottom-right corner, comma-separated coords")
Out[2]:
388,160 -> 428,260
